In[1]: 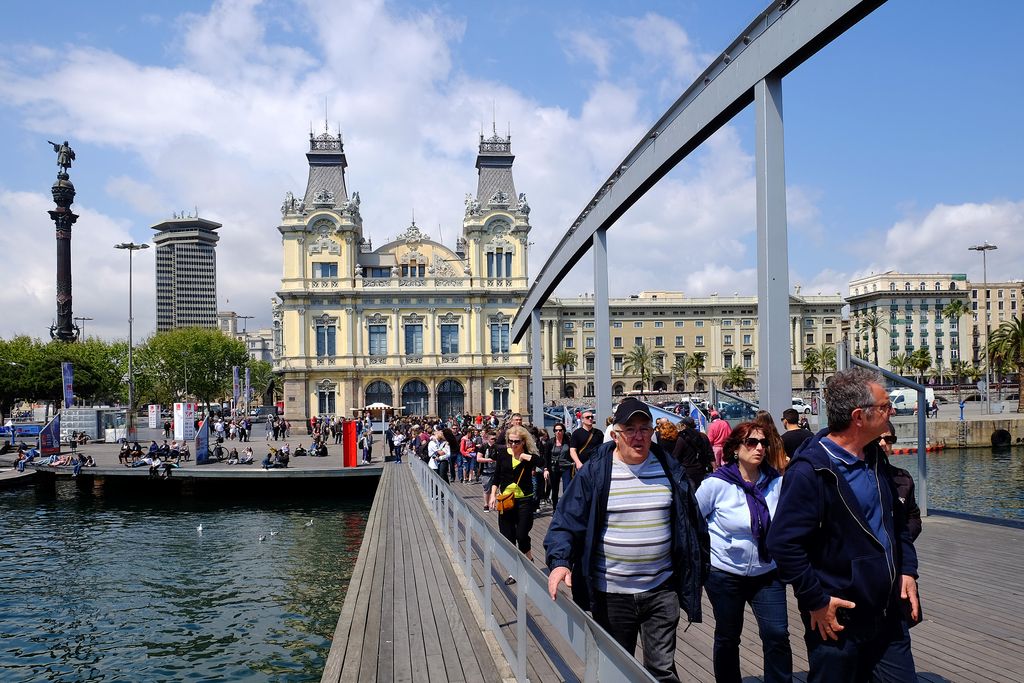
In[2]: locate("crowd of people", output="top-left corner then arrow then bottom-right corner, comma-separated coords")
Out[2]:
400,368 -> 924,683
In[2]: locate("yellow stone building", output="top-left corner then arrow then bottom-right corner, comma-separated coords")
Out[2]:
273,128 -> 532,420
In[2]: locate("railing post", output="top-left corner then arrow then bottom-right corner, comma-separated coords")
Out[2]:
483,535 -> 494,629
516,556 -> 528,682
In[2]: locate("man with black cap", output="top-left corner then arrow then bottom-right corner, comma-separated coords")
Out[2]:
544,397 -> 709,682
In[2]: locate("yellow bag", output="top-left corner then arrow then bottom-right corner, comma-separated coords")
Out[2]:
495,464 -> 526,514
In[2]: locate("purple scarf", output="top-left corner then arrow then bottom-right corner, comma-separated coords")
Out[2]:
710,462 -> 780,563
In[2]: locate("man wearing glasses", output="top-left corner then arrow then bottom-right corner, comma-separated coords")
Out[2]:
545,398 -> 709,682
568,410 -> 603,472
767,368 -> 921,682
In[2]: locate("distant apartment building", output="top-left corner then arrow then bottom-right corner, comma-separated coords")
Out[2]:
539,289 -> 844,399
217,311 -> 274,362
846,272 -> 971,371
970,280 -> 1024,365
152,215 -> 220,331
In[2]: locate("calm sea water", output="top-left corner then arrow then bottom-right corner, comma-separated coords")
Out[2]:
890,445 -> 1024,521
0,480 -> 371,682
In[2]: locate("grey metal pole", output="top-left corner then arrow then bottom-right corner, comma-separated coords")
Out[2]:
116,241 -> 149,440
530,309 -> 545,428
754,76 -> 792,429
983,248 -> 990,416
593,229 -> 612,423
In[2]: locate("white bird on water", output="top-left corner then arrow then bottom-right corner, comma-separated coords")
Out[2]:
269,531 -> 279,537
305,519 -> 313,527
258,534 -> 266,543
196,524 -> 203,534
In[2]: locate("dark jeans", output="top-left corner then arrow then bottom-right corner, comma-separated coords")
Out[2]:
590,581 -> 680,683
497,496 -> 534,554
705,568 -> 792,683
803,609 -> 916,683
548,466 -> 564,509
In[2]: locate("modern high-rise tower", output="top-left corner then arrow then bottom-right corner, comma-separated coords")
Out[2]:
152,215 -> 221,331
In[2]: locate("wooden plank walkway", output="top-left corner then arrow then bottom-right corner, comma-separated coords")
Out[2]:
0,468 -> 35,490
443,477 -> 1024,683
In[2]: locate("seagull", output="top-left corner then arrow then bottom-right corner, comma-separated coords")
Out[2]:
305,519 -> 313,527
196,524 -> 203,534
269,531 -> 278,537
258,534 -> 266,543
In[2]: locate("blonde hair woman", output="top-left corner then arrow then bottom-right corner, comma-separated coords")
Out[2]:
491,425 -> 538,572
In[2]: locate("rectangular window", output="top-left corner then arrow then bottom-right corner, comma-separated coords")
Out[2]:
369,325 -> 387,356
675,336 -> 684,346
723,354 -> 733,369
440,324 -> 459,354
743,354 -> 753,369
490,323 -> 510,353
318,389 -> 336,415
741,319 -> 752,326
613,336 -> 622,348
826,333 -> 834,344
505,252 -> 513,276
313,262 -> 338,278
367,267 -> 390,278
634,336 -> 643,347
564,337 -> 574,348
633,321 -> 643,328
654,336 -> 663,347
723,334 -> 733,345
654,321 -> 664,328
742,334 -> 752,345
612,321 -> 623,328
722,319 -> 733,327
695,321 -> 704,328
404,324 -> 423,355
563,321 -> 574,329
614,356 -> 623,372
487,252 -> 495,277
585,337 -> 595,349
695,335 -> 704,347
492,388 -> 509,411
675,321 -> 685,327
315,324 -> 336,357
584,321 -> 595,329
585,357 -> 594,372
806,333 -> 815,345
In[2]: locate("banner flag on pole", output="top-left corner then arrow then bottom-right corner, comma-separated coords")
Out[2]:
61,362 -> 74,410
195,417 -> 210,464
244,367 -> 251,409
690,404 -> 708,433
232,366 -> 240,414
40,413 -> 61,456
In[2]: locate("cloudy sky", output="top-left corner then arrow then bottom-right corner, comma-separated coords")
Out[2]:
1,0 -> 1021,342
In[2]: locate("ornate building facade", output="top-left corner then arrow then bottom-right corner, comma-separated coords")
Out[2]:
273,127 -> 532,421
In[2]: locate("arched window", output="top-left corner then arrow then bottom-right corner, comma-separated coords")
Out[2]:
743,380 -> 754,390
633,381 -> 644,391
904,282 -> 911,291
949,282 -> 957,290
919,282 -> 926,291
653,381 -> 667,392
365,380 -> 393,407
889,283 -> 896,291
436,379 -> 465,418
613,383 -> 624,396
565,384 -> 576,399
674,381 -> 685,392
401,380 -> 429,417
934,282 -> 941,290
805,377 -> 818,389
694,381 -> 706,392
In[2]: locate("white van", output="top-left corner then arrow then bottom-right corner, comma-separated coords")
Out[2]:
791,397 -> 812,414
889,388 -> 935,415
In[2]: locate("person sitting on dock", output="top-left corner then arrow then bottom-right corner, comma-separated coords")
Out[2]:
240,446 -> 255,464
15,449 -> 29,472
767,368 -> 921,681
119,442 -> 132,465
262,448 -> 278,470
179,442 -> 191,461
545,398 -> 709,683
226,447 -> 240,464
293,444 -> 307,457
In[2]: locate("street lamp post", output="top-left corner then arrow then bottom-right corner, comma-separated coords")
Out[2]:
115,242 -> 149,439
969,242 -> 997,415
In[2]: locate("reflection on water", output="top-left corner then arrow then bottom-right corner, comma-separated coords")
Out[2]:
0,480 -> 371,682
890,445 -> 1024,521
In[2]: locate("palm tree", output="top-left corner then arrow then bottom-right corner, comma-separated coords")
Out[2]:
805,344 -> 837,388
684,352 -> 707,387
554,350 -> 577,398
624,344 -> 657,396
888,353 -> 909,377
671,355 -> 689,392
988,317 -> 1024,410
856,312 -> 888,366
722,366 -> 748,390
909,348 -> 932,383
949,359 -> 968,400
942,299 -> 970,325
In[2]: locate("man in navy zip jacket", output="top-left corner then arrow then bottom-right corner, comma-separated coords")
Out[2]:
767,368 -> 920,682
544,398 -> 709,682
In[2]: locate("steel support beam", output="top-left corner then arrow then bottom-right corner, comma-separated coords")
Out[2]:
755,76 -> 792,427
593,229 -> 612,422
531,308 -> 545,427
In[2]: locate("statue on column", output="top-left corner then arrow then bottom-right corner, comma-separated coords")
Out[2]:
48,140 -> 76,175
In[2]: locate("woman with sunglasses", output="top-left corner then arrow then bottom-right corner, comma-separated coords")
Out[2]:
491,425 -> 539,566
696,421 -> 791,683
545,422 -> 572,510
878,421 -> 922,542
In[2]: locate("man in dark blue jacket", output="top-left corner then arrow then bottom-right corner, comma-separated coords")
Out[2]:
767,368 -> 921,682
544,398 -> 709,682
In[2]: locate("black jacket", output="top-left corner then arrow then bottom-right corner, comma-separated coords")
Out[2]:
492,449 -> 536,497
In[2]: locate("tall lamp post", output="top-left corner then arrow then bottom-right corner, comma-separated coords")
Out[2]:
115,241 -> 149,439
968,242 -> 997,415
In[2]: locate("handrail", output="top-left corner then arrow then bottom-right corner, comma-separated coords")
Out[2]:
409,458 -> 656,683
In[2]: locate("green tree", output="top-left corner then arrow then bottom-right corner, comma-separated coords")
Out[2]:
554,350 -> 577,399
722,365 -> 748,390
908,348 -> 932,383
856,312 -> 888,366
942,299 -> 970,326
988,317 -> 1024,410
0,336 -> 39,419
140,328 -> 250,413
671,355 -> 689,392
246,359 -> 276,405
684,352 -> 707,386
624,343 -> 657,396
888,353 -> 909,377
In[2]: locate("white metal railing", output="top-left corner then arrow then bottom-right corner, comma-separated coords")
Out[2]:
410,458 -> 656,683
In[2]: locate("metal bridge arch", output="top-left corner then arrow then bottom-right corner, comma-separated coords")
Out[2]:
515,0 -> 887,424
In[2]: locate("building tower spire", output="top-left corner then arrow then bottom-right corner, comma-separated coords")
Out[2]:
303,124 -> 348,209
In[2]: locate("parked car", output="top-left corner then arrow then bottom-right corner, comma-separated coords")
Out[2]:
791,397 -> 812,414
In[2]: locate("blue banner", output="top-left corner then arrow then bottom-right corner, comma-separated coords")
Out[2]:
244,367 -> 251,408
40,414 -> 61,456
232,366 -> 240,413
61,362 -> 74,409
690,404 -> 708,433
195,417 -> 210,464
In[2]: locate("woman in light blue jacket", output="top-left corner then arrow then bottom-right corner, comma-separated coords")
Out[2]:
696,421 -> 792,683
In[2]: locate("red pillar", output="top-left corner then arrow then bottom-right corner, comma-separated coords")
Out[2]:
343,420 -> 357,467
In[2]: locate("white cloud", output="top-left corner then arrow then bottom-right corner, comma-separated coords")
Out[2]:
562,30 -> 612,77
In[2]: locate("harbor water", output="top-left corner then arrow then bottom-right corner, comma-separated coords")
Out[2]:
0,480 -> 371,682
